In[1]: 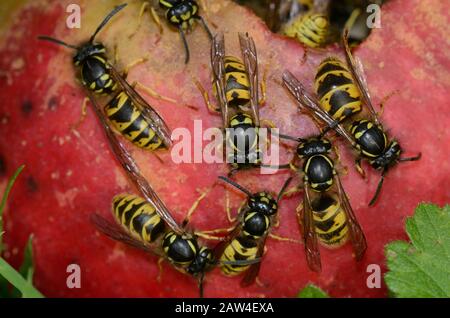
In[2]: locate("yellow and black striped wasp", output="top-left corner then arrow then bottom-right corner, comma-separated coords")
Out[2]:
212,176 -> 294,286
38,3 -> 172,151
208,33 -> 265,173
87,82 -> 259,297
137,0 -> 212,63
273,127 -> 367,272
282,0 -> 330,49
282,30 -> 421,206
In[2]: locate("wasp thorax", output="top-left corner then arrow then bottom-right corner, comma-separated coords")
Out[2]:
73,43 -> 106,65
162,232 -> 198,264
243,212 -> 269,237
249,192 -> 277,216
297,138 -> 331,158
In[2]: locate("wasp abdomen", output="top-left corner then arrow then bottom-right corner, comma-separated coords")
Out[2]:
223,56 -> 251,107
112,194 -> 165,243
314,58 -> 361,122
284,13 -> 329,48
312,194 -> 349,247
220,236 -> 259,276
105,92 -> 164,150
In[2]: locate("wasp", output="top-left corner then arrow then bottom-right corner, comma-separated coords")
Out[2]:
137,0 -> 212,63
38,3 -> 172,151
211,176 -> 294,286
274,132 -> 366,272
207,33 -> 266,173
282,30 -> 421,206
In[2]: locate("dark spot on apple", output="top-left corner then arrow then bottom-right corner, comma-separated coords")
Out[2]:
21,99 -> 33,115
0,155 -> 5,176
48,96 -> 58,111
26,175 -> 39,193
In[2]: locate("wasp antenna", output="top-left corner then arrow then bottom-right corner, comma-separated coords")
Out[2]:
218,176 -> 253,197
277,177 -> 293,202
198,272 -> 205,298
274,132 -> 305,143
179,27 -> 190,64
37,35 -> 78,50
368,171 -> 386,206
196,16 -> 213,40
90,3 -> 128,43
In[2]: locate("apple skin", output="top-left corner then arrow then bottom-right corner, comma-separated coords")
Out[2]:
0,0 -> 448,297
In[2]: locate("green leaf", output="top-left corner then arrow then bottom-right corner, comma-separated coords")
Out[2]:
385,204 -> 450,298
298,284 -> 329,298
0,164 -> 25,251
10,235 -> 35,298
0,257 -> 43,298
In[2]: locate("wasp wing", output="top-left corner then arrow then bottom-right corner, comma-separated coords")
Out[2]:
108,65 -> 172,148
87,91 -> 184,235
342,30 -> 380,126
282,71 -> 357,147
90,213 -> 164,257
301,182 -> 322,272
240,233 -> 268,287
211,33 -> 230,128
238,32 -> 260,126
335,174 -> 367,261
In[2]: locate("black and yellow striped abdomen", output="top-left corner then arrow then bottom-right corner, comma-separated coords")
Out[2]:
222,56 -> 251,108
284,13 -> 329,48
112,194 -> 166,243
314,58 -> 362,122
311,194 -> 348,247
105,92 -> 164,150
220,236 -> 259,276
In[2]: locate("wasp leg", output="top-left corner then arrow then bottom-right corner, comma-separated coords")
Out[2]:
113,45 -> 148,77
269,233 -> 302,244
378,89 -> 399,118
150,6 -> 164,34
333,145 -> 348,175
194,232 -> 224,241
225,190 -> 236,223
199,226 -> 234,235
134,81 -> 177,104
296,201 -> 305,234
128,1 -> 151,38
193,78 -> 220,113
355,158 -> 366,179
261,119 -> 276,129
283,184 -> 302,198
183,187 -> 214,226
178,27 -> 190,64
72,97 -> 90,129
255,277 -> 265,288
258,65 -> 268,107
156,257 -> 164,283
